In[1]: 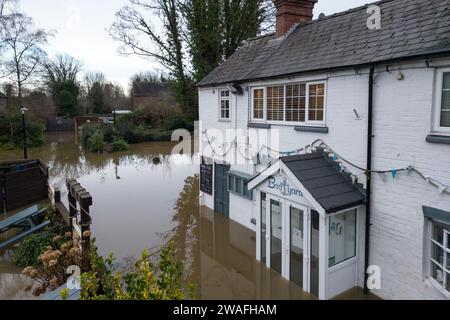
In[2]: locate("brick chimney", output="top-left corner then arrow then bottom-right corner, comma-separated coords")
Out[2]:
273,0 -> 317,37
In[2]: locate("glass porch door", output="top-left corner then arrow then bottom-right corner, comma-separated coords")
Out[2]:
263,195 -> 319,295
289,205 -> 305,289
270,199 -> 283,275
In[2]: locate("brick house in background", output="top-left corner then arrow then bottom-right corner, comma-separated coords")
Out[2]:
132,82 -> 170,111
198,0 -> 450,300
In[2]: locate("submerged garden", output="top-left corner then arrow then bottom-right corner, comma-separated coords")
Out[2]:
1,146 -> 200,300
0,0 -> 291,301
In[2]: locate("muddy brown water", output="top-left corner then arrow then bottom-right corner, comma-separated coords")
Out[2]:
0,133 -> 317,300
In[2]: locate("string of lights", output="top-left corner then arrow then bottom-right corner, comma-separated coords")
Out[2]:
203,132 -> 450,195
314,140 -> 450,194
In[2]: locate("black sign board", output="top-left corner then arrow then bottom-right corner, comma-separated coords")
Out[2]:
200,164 -> 213,195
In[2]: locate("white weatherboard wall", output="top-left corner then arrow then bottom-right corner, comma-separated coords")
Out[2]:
229,193 -> 256,232
369,66 -> 450,300
199,58 -> 450,300
200,71 -> 371,176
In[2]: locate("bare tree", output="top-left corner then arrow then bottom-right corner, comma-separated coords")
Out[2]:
81,72 -> 130,114
131,70 -> 167,84
83,72 -> 107,96
259,0 -> 276,35
42,54 -> 82,116
0,0 -> 18,79
110,0 -> 186,78
0,0 -> 17,17
0,11 -> 52,104
109,0 -> 194,113
43,54 -> 82,85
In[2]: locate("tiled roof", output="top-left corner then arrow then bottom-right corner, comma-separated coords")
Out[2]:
198,0 -> 450,87
132,82 -> 170,97
281,152 -> 366,213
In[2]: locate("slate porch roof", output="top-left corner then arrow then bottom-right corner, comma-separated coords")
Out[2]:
198,0 -> 450,87
280,152 -> 366,214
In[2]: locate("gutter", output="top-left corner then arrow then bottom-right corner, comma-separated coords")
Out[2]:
364,65 -> 375,294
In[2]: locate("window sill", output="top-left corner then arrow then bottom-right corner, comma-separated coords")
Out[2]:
426,134 -> 450,145
248,123 -> 271,129
295,125 -> 329,134
422,206 -> 450,224
426,277 -> 450,299
229,190 -> 253,201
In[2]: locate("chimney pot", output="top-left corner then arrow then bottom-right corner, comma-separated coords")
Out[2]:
273,0 -> 318,37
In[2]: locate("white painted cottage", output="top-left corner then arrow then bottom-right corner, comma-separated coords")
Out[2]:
197,0 -> 450,300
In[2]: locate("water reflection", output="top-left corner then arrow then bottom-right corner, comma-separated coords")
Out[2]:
196,208 -> 313,300
0,258 -> 37,300
0,133 -> 312,300
167,174 -> 312,300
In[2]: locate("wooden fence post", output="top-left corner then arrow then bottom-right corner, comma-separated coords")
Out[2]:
54,189 -> 61,204
66,179 -> 78,232
66,179 -> 92,273
79,192 -> 92,273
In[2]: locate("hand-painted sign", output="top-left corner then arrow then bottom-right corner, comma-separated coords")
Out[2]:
268,177 -> 303,198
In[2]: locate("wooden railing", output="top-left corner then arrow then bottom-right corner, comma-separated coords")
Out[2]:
69,179 -> 92,272
49,179 -> 92,272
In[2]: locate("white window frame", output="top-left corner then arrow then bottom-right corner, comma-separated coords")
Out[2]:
285,82 -> 307,124
266,85 -> 286,124
327,208 -> 358,269
227,172 -> 253,200
432,68 -> 450,134
218,88 -> 231,122
426,219 -> 450,298
249,81 -> 327,126
304,81 -> 327,126
251,87 -> 266,122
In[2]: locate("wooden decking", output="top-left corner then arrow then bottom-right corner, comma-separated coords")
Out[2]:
41,284 -> 80,300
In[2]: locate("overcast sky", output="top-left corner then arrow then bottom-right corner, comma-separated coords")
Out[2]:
20,0 -> 370,90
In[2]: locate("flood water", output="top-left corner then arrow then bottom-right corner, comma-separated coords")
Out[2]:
0,133 -> 314,300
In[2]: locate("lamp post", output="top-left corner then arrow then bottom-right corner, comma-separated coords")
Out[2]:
114,159 -> 121,180
20,106 -> 29,160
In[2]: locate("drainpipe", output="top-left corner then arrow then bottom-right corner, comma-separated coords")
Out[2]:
364,65 -> 375,294
235,92 -> 238,162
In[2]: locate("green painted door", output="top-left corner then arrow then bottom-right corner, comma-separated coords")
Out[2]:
214,164 -> 230,217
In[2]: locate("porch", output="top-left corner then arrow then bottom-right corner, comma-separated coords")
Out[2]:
248,151 -> 367,300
